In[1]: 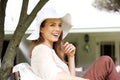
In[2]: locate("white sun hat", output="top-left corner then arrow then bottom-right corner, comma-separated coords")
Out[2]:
27,7 -> 72,40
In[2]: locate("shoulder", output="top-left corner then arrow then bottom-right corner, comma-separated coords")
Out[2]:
33,44 -> 50,52
31,44 -> 53,57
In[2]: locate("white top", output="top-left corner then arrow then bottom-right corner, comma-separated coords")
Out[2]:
31,44 -> 70,80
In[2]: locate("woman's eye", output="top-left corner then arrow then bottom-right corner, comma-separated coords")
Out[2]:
50,23 -> 62,27
59,24 -> 62,27
50,24 -> 55,27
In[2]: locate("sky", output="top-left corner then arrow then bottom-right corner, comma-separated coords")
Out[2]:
5,0 -> 120,33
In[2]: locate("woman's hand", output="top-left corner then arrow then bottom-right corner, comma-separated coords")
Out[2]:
63,42 -> 76,57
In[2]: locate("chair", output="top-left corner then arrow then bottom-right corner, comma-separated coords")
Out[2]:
10,71 -> 20,80
11,63 -> 43,80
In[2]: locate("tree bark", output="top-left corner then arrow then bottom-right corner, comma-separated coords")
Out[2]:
0,0 -> 7,78
1,0 -> 48,79
0,0 -> 7,59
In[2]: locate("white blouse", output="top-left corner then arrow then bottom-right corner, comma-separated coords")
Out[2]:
31,44 -> 70,80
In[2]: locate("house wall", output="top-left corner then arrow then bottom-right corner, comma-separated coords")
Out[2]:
10,32 -> 120,69
64,32 -> 120,69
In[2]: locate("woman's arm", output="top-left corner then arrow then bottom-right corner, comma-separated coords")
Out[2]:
60,42 -> 89,80
68,56 -> 76,76
63,42 -> 76,76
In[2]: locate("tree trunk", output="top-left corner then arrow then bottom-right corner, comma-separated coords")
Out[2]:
0,0 -> 7,60
0,0 -> 8,78
1,0 -> 48,79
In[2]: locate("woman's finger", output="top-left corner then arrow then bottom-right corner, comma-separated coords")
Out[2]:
63,42 -> 76,56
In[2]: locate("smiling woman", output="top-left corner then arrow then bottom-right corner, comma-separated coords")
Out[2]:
11,4 -> 120,80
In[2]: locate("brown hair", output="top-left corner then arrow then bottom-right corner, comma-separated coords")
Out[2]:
53,32 -> 65,61
29,20 -> 65,61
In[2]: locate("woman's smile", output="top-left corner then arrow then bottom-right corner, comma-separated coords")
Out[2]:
52,32 -> 60,38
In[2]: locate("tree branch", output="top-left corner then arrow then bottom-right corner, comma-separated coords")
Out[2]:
1,0 -> 48,79
19,0 -> 28,22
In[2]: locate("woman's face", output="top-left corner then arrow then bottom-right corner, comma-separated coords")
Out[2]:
40,18 -> 62,43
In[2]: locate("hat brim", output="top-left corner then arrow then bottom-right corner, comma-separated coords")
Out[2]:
27,8 -> 72,40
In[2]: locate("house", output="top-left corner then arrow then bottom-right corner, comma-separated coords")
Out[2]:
2,0 -> 120,76
3,28 -> 120,76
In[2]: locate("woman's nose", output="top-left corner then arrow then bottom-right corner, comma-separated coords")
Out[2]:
55,26 -> 61,31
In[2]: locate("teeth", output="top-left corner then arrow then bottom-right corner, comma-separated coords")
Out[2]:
53,33 -> 59,37
53,33 -> 59,36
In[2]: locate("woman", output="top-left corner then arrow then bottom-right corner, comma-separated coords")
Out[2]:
27,7 -> 120,80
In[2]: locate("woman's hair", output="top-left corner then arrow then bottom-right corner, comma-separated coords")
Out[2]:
53,31 -> 65,61
29,19 -> 65,61
29,20 -> 46,57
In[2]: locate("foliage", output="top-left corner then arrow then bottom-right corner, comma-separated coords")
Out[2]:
93,0 -> 120,12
